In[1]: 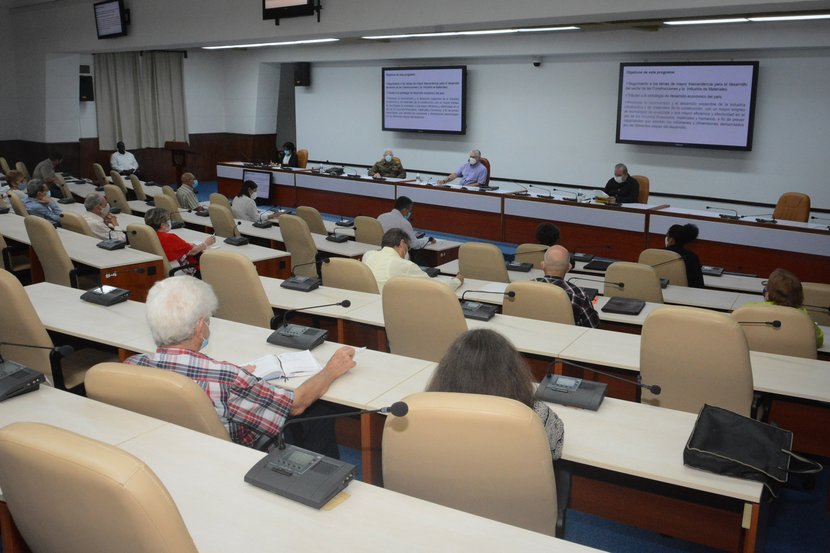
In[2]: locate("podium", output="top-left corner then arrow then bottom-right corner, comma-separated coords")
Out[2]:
164,141 -> 198,185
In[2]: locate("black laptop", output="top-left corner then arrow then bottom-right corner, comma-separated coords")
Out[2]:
584,257 -> 617,271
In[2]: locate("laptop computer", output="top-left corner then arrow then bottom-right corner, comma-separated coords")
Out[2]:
584,257 -> 616,272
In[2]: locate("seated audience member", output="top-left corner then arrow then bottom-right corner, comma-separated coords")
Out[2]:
175,172 -> 205,212
144,207 -> 215,275
603,163 -> 639,204
363,228 -> 462,292
426,328 -> 564,460
83,193 -> 126,241
23,179 -> 62,225
534,245 -> 600,328
231,180 -> 280,223
127,275 -> 356,455
32,152 -> 64,198
536,222 -> 561,246
665,223 -> 704,288
370,149 -> 406,178
437,149 -> 488,187
110,141 -> 140,176
377,196 -> 433,251
3,170 -> 27,200
749,268 -> 824,348
280,142 -> 299,168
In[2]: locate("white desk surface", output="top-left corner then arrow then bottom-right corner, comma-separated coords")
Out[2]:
260,277 -> 380,318
237,219 -> 378,258
703,273 -> 766,293
127,200 -> 211,228
320,220 -> 463,253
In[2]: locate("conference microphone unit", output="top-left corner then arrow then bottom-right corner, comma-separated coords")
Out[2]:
280,258 -> 329,292
266,299 -> 351,350
738,320 -> 782,328
528,184 -> 552,198
744,213 -> 778,224
335,217 -> 354,228
224,230 -> 250,247
80,267 -> 152,306
705,206 -> 741,220
810,215 -> 830,230
96,227 -> 128,251
245,401 -> 409,509
552,188 -> 579,201
326,228 -> 350,243
0,342 -> 74,396
459,289 -> 515,321
253,210 -> 275,229
512,183 -> 530,196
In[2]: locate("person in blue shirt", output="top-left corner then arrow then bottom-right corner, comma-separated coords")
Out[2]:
23,179 -> 62,225
437,149 -> 488,187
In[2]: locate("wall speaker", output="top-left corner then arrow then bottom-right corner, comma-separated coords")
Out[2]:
294,62 -> 310,87
80,75 -> 94,102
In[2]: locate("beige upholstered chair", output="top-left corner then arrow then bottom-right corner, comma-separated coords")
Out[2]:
59,211 -> 94,237
109,170 -> 129,196
24,215 -> 77,288
208,203 -> 240,238
296,205 -> 328,235
86,362 -> 231,441
773,192 -> 810,222
605,261 -> 664,303
297,148 -> 309,168
162,185 -> 179,204
458,242 -> 510,283
513,243 -> 547,268
209,192 -> 232,211
321,257 -> 379,294
200,250 -> 275,328
503,281 -> 575,325
104,183 -> 132,215
8,192 -> 28,216
354,215 -> 383,246
126,223 -> 174,276
383,392 -> 557,536
638,248 -> 687,287
479,157 -> 491,187
279,214 -> 318,278
154,193 -> 182,223
15,161 -> 30,180
640,306 -> 753,416
54,173 -> 73,200
633,175 -> 649,203
0,156 -> 10,175
129,174 -> 147,201
92,162 -> 107,187
732,304 -> 818,359
0,422 -> 198,553
382,277 -> 467,362
803,282 -> 830,326
0,234 -> 31,275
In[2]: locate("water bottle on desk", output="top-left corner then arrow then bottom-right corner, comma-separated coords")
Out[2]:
416,173 -> 421,183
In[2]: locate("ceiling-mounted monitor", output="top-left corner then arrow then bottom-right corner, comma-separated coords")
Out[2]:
382,66 -> 467,135
263,0 -> 315,21
94,0 -> 128,39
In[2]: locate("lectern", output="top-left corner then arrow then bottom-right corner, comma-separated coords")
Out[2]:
164,141 -> 197,185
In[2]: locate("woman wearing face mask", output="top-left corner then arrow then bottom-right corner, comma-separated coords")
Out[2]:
231,180 -> 281,223
370,149 -> 406,178
280,142 -> 299,168
144,207 -> 215,275
664,223 -> 704,288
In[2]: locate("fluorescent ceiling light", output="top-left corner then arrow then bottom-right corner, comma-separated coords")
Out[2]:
363,26 -> 579,40
748,14 -> 830,22
203,38 -> 339,50
518,26 -> 580,32
664,18 -> 748,25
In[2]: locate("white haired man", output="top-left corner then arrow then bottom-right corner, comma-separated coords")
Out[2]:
83,193 -> 126,241
126,276 -> 356,456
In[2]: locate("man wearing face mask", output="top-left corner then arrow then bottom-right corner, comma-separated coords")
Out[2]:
126,275 -> 356,456
370,149 -> 406,178
377,195 -> 434,251
603,163 -> 640,204
110,141 -> 139,176
437,149 -> 488,187
23,179 -> 62,225
83,193 -> 126,241
176,172 -> 206,212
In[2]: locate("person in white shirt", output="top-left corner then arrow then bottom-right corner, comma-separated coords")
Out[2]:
83,193 -> 126,241
110,141 -> 139,176
231,180 -> 280,223
363,228 -> 463,292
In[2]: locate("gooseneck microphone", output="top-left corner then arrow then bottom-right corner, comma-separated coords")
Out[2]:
460,289 -> 516,301
567,276 -> 625,289
552,188 -> 579,201
96,226 -> 128,251
528,184 -> 552,198
550,359 -> 662,395
459,290 -> 515,321
0,342 -> 74,360
705,206 -> 741,220
275,300 -> 352,333
512,183 -> 530,196
738,320 -> 782,328
280,258 -> 330,292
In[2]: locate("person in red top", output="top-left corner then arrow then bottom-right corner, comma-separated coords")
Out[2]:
144,207 -> 215,274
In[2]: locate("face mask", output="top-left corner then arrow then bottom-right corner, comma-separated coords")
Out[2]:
200,336 -> 209,350
250,192 -> 258,200
469,157 -> 477,165
405,211 -> 412,220
284,150 -> 291,156
614,175 -> 624,184
384,155 -> 393,162
101,204 -> 111,216
45,190 -> 52,198
192,180 -> 199,189
664,237 -> 670,248
160,222 -> 171,232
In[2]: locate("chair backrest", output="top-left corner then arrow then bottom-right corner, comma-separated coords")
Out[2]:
382,277 -> 467,362
200,250 -> 275,328
126,223 -> 172,275
209,192 -> 232,211
731,304 -> 817,359
383,392 -> 557,536
86,362 -> 231,441
162,185 -> 179,204
9,192 -> 28,216
773,192 -> 810,222
104,183 -> 132,215
503,281 -> 575,325
802,282 -> 830,326
638,248 -> 687,287
458,242 -> 509,283
129,174 -> 147,201
297,148 -> 309,168
153,193 -> 182,222
0,422 -> 198,553
15,161 -> 30,180
109,170 -> 129,196
641,306 -> 753,416
0,268 -> 54,378
59,211 -> 94,237
278,214 -> 318,278
92,162 -> 107,187
605,261 -> 663,303
296,205 -> 328,235
514,243 -> 547,268
633,175 -> 649,203
480,157 -> 491,187
54,173 -> 73,199
208,203 -> 240,238
354,215 -> 383,246
24,215 -> 76,287
0,156 -> 10,175
321,257 -> 379,294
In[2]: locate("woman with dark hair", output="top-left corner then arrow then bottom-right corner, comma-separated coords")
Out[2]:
665,223 -> 704,288
427,328 -> 564,460
280,142 -> 299,168
535,222 -> 561,247
231,180 -> 280,223
758,268 -> 823,347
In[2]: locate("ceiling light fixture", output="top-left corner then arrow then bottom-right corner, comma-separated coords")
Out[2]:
203,38 -> 339,50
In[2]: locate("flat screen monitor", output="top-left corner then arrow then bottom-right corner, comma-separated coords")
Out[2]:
616,62 -> 759,151
94,0 -> 128,39
242,169 -> 272,201
263,0 -> 315,20
382,66 -> 467,134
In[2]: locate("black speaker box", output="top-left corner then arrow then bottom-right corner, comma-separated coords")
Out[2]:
294,62 -> 311,87
80,75 -> 94,102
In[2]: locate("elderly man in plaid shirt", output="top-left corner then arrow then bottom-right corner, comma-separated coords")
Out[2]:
534,245 -> 600,328
127,276 -> 355,456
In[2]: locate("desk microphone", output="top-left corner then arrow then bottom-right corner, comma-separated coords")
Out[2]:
0,341 -> 74,392
459,290 -> 515,321
810,215 -> 830,230
738,320 -> 782,328
326,228 -> 350,243
96,227 -> 128,250
566,276 -> 624,289
559,359 -> 662,394
743,213 -> 778,224
280,258 -> 329,292
528,184 -> 552,198
253,210 -> 274,229
460,289 -> 516,301
266,300 -> 351,350
705,206 -> 741,220
512,183 -> 530,196
552,188 -> 579,201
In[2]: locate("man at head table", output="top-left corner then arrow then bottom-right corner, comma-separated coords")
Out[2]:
126,276 -> 357,456
437,149 -> 488,187
370,149 -> 406,178
603,163 -> 640,204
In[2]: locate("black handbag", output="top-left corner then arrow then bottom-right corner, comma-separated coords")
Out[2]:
684,404 -> 822,496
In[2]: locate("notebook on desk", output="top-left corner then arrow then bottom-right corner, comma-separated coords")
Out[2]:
601,297 -> 646,315
584,258 -> 616,271
702,266 -> 725,277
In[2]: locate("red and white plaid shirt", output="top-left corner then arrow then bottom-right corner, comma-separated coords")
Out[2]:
127,348 -> 294,448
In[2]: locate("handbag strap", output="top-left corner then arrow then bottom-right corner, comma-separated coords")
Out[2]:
782,450 -> 823,475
